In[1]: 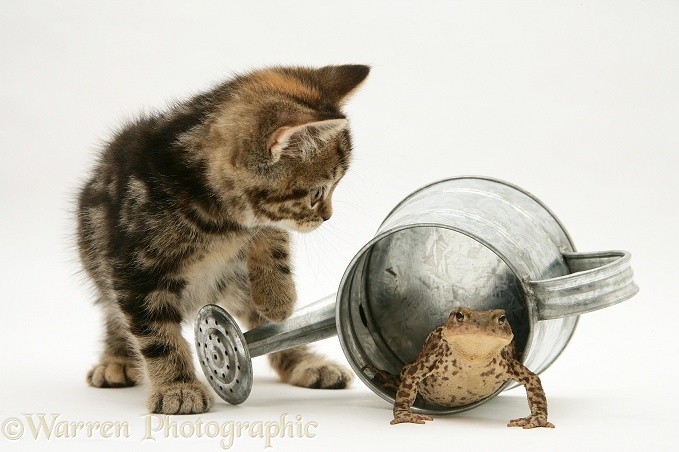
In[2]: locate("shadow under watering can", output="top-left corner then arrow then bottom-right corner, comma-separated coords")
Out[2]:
195,176 -> 639,414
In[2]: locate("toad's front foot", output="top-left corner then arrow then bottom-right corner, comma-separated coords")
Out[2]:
508,415 -> 555,429
391,410 -> 433,425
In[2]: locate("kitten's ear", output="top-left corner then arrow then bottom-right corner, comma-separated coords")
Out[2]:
316,65 -> 370,105
268,118 -> 348,163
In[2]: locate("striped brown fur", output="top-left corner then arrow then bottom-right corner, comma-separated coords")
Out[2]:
78,65 -> 369,414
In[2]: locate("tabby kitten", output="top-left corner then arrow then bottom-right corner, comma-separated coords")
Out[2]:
77,64 -> 370,414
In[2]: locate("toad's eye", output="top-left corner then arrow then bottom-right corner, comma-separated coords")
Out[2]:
310,187 -> 324,207
498,315 -> 507,325
454,311 -> 465,322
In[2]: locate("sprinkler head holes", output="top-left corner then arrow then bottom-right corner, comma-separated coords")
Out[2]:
195,304 -> 253,405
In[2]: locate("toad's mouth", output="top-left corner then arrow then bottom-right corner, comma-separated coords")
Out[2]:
445,333 -> 513,361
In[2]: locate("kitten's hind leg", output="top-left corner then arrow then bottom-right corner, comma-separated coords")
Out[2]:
270,346 -> 354,390
246,311 -> 354,390
88,309 -> 141,388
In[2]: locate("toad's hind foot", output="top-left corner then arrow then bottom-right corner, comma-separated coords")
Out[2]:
507,415 -> 555,429
362,364 -> 400,392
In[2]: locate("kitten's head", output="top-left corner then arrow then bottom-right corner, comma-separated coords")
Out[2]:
209,64 -> 369,232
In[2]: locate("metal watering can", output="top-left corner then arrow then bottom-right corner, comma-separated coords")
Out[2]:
195,176 -> 638,413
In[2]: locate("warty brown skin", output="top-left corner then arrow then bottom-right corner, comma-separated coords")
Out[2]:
366,307 -> 554,428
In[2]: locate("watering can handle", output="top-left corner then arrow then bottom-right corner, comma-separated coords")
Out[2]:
529,250 -> 639,321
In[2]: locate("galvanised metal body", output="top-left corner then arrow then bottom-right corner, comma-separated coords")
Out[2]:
196,176 -> 638,413
336,176 -> 637,413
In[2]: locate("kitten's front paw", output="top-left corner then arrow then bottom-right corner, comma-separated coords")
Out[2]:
250,268 -> 297,322
148,381 -> 214,414
257,300 -> 295,323
87,357 -> 140,388
252,282 -> 296,323
288,359 -> 354,390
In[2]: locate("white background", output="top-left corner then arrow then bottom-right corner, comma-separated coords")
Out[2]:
1,1 -> 678,451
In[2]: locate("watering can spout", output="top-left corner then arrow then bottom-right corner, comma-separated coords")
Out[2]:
243,294 -> 338,357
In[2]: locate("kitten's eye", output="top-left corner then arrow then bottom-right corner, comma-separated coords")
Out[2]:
310,187 -> 325,207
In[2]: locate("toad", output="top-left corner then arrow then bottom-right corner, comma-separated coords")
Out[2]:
364,307 -> 554,428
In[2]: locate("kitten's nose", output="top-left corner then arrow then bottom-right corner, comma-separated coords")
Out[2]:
321,203 -> 332,221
